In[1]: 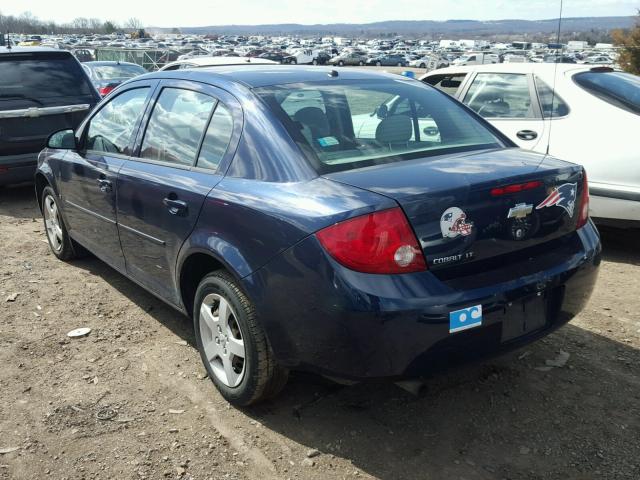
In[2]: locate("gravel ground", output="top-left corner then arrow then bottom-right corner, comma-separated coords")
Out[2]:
1,184 -> 639,480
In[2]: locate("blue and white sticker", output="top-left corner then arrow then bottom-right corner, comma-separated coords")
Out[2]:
317,136 -> 339,147
449,305 -> 482,333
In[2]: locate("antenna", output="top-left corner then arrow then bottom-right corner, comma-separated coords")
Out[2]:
546,0 -> 563,155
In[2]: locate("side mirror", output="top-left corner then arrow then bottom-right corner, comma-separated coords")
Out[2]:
47,129 -> 76,150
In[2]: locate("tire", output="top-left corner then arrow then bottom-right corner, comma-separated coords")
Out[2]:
291,59 -> 297,65
419,63 -> 426,68
194,270 -> 288,406
397,62 -> 402,66
376,61 -> 381,67
312,59 -> 318,65
41,186 -> 76,261
358,61 -> 364,66
338,60 -> 344,66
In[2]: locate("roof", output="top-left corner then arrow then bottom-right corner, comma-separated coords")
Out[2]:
160,56 -> 277,70
421,63 -> 606,81
162,65 -> 405,88
83,61 -> 144,68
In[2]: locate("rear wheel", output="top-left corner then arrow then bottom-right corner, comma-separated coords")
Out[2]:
338,60 -> 344,66
312,59 -> 318,65
194,271 -> 288,406
376,61 -> 381,66
290,59 -> 297,65
42,186 -> 76,261
358,61 -> 364,66
419,63 -> 426,68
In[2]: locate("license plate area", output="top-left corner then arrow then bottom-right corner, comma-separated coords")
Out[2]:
501,293 -> 548,343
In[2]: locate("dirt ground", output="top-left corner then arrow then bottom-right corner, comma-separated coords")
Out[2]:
1,184 -> 639,480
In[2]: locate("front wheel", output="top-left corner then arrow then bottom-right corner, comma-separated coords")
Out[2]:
290,59 -> 297,65
338,60 -> 344,66
194,271 -> 288,406
376,61 -> 381,66
42,186 -> 76,261
419,63 -> 426,68
312,59 -> 318,65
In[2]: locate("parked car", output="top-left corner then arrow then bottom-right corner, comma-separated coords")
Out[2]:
409,54 -> 450,70
37,66 -> 600,405
421,64 -> 640,225
543,54 -> 577,64
0,47 -> 99,186
452,52 -> 499,66
82,61 -> 147,96
365,54 -> 408,67
159,56 -> 277,71
328,52 -> 367,66
258,52 -> 286,63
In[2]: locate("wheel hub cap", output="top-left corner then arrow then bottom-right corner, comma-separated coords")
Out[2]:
43,194 -> 63,252
199,294 -> 246,388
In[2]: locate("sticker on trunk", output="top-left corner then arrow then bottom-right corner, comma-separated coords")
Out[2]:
440,207 -> 473,238
536,183 -> 577,217
449,305 -> 483,333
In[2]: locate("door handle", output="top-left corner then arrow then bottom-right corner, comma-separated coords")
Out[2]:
516,129 -> 538,141
163,197 -> 188,215
97,178 -> 112,193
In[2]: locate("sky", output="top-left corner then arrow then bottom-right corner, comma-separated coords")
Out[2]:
1,0 -> 638,27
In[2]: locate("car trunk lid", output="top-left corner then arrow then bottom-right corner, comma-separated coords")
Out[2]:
324,148 -> 585,274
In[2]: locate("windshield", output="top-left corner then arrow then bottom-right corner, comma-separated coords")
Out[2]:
0,52 -> 94,101
91,64 -> 146,80
254,79 -> 503,174
573,71 -> 640,116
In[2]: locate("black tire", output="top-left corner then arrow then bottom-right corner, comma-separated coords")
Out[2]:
358,61 -> 364,66
419,63 -> 426,68
193,270 -> 288,406
291,59 -> 297,65
338,60 -> 344,66
376,61 -> 381,67
41,186 -> 76,261
312,59 -> 318,65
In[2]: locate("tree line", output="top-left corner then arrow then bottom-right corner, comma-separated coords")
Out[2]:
0,11 -> 144,35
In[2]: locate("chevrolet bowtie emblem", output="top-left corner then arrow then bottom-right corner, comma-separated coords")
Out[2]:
507,203 -> 533,219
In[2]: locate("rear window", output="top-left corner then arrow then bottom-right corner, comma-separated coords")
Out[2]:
0,52 -> 95,101
255,79 -> 502,174
90,64 -> 146,80
573,71 -> 640,115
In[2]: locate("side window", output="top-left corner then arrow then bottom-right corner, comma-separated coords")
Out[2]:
86,87 -> 149,155
197,103 -> 234,171
140,87 -> 215,166
463,73 -> 534,118
425,73 -> 467,96
534,76 -> 569,118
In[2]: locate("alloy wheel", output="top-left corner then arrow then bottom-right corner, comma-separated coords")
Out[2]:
199,293 -> 246,387
43,194 -> 63,252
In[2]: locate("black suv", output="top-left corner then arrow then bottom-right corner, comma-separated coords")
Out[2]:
0,47 -> 100,186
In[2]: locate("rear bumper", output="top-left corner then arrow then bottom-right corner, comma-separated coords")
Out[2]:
0,153 -> 38,186
243,221 -> 601,379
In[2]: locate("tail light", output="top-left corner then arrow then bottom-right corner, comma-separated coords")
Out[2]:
316,207 -> 427,274
99,85 -> 115,96
577,170 -> 590,228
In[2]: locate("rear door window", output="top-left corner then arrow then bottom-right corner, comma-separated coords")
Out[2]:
573,71 -> 640,116
197,103 -> 234,171
140,87 -> 216,166
86,87 -> 150,155
534,76 -> 570,118
463,73 -> 535,118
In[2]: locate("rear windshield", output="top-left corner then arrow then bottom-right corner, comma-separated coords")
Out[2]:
573,71 -> 640,115
0,52 -> 95,101
91,64 -> 146,80
254,79 -> 503,174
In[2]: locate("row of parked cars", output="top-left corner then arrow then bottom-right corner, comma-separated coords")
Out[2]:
0,44 -> 633,405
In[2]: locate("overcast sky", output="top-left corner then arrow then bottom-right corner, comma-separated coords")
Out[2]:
2,0 -> 638,27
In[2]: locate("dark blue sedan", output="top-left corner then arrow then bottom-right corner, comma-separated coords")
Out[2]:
36,66 -> 601,405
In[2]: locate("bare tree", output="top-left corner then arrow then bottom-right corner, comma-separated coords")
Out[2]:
124,17 -> 144,31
